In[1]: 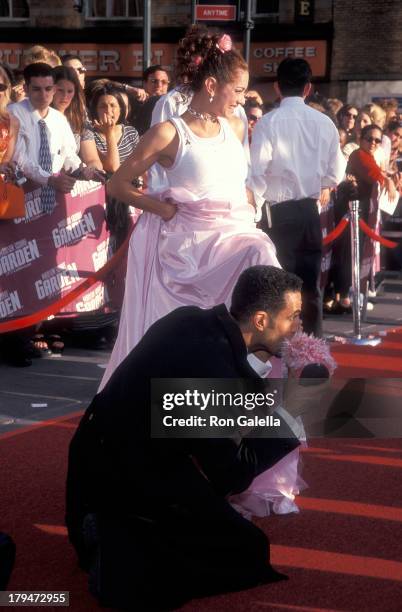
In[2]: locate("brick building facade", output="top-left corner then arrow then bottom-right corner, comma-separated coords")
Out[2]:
331,0 -> 402,105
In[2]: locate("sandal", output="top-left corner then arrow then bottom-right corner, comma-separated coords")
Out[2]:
29,334 -> 50,358
47,334 -> 64,355
323,301 -> 351,315
323,301 -> 335,314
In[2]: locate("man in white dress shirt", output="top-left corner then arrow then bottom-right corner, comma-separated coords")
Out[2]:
248,59 -> 346,337
9,62 -> 93,211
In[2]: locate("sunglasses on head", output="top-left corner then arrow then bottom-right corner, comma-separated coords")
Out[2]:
346,112 -> 358,119
0,83 -> 8,92
364,136 -> 382,144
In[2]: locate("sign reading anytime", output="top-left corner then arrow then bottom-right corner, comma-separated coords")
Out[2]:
195,4 -> 237,21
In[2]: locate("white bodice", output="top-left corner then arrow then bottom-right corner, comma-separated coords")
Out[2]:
164,116 -> 248,205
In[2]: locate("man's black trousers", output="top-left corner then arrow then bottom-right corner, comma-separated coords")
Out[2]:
259,197 -> 323,337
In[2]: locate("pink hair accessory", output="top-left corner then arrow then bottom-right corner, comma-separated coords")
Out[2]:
217,34 -> 232,53
193,55 -> 203,66
282,332 -> 337,378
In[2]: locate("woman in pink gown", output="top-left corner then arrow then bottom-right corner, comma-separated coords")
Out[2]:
100,27 -> 279,391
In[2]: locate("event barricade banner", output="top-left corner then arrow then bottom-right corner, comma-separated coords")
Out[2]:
0,180 -> 115,322
320,197 -> 335,289
360,185 -> 380,290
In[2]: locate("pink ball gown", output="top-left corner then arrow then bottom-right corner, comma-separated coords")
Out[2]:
230,355 -> 307,519
100,116 -> 279,390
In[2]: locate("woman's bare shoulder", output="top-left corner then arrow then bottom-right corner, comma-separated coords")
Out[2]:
146,120 -> 177,141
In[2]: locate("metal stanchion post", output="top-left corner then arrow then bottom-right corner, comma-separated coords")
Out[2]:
350,200 -> 361,337
346,200 -> 381,346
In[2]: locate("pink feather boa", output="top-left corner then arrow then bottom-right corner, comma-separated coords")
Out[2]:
282,332 -> 337,378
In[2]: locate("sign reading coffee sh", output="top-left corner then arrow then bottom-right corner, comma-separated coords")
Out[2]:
250,40 -> 327,78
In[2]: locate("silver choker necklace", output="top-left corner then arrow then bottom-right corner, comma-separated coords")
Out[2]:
187,106 -> 218,122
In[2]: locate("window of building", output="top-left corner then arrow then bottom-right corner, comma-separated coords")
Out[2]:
85,0 -> 143,20
253,0 -> 280,18
0,0 -> 29,19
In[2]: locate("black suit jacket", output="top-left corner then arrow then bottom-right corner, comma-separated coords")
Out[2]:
66,305 -> 299,555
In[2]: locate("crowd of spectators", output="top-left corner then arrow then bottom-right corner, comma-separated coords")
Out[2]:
0,43 -> 401,365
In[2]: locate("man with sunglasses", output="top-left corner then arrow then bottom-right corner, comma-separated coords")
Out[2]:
245,99 -> 263,143
248,58 -> 346,338
143,64 -> 170,97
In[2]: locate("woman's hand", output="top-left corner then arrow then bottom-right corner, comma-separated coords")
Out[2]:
94,113 -> 117,138
384,175 -> 397,200
246,187 -> 256,211
161,198 -> 177,221
319,187 -> 331,207
79,164 -> 107,183
133,87 -> 149,103
12,83 -> 25,102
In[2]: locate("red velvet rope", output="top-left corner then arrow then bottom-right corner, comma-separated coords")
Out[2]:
359,219 -> 398,248
1,214 -> 397,333
0,227 -> 134,333
322,217 -> 350,246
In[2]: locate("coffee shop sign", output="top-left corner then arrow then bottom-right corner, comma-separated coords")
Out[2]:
250,41 -> 327,77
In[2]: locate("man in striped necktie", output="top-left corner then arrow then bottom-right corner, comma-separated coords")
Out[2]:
10,62 -> 97,213
38,118 -> 56,213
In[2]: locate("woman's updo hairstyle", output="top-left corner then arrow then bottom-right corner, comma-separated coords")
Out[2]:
175,25 -> 248,92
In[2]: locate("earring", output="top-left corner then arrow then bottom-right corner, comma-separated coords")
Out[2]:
209,95 -> 214,103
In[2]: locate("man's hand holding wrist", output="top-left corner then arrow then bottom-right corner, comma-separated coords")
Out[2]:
48,171 -> 77,193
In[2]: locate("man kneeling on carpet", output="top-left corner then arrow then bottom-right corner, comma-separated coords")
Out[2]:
66,265 -> 303,610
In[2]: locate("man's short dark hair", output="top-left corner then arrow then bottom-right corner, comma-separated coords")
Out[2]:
277,58 -> 312,97
230,266 -> 302,322
143,64 -> 167,82
23,62 -> 54,85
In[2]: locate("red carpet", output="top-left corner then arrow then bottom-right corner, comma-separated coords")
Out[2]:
2,415 -> 402,611
331,328 -> 402,377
